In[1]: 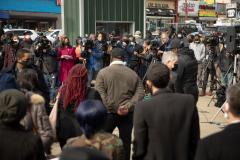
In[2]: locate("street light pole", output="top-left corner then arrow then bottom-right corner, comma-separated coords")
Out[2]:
185,0 -> 187,21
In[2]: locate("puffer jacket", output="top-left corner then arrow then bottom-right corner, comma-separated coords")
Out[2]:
175,47 -> 198,97
20,91 -> 53,150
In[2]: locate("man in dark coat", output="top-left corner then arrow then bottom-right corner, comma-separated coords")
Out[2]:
20,31 -> 34,49
132,63 -> 200,160
170,39 -> 199,104
195,83 -> 240,160
129,36 -> 143,74
162,51 -> 183,93
0,48 -> 50,105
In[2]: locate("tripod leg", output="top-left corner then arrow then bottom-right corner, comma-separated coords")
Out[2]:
207,92 -> 217,107
210,101 -> 226,123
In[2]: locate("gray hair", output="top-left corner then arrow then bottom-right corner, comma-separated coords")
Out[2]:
226,83 -> 240,117
162,51 -> 177,65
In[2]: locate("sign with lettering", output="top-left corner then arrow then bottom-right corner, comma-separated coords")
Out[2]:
57,0 -> 61,6
226,3 -> 237,18
178,1 -> 199,16
148,3 -> 169,9
206,0 -> 215,5
199,10 -> 216,17
199,2 -> 217,12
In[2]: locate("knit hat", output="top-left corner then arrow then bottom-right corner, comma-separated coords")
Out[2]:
111,48 -> 124,59
168,39 -> 184,49
60,147 -> 111,160
122,32 -> 129,38
0,74 -> 20,93
135,31 -> 141,35
0,89 -> 27,124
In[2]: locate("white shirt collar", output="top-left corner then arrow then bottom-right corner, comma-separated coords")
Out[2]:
230,120 -> 240,124
110,61 -> 127,66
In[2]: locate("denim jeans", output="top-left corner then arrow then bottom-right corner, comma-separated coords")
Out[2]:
43,72 -> 58,99
220,71 -> 233,87
87,69 -> 99,87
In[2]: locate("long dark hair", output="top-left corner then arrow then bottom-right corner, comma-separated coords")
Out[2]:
12,35 -> 23,49
60,37 -> 72,50
98,32 -> 106,42
18,69 -> 39,91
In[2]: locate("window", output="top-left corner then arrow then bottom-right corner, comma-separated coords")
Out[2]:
190,25 -> 196,30
51,31 -> 59,37
14,31 -> 26,36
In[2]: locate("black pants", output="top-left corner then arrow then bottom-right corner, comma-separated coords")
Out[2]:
202,67 -> 216,92
103,112 -> 133,160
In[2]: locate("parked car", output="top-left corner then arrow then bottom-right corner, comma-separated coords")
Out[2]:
44,29 -> 62,43
187,31 -> 211,39
163,23 -> 198,37
203,27 -> 217,33
3,29 -> 38,41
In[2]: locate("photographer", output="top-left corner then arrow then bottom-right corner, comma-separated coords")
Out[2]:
215,47 -> 233,88
97,32 -> 109,68
116,32 -> 135,68
34,41 -> 58,104
80,34 -> 103,88
129,36 -> 143,74
3,35 -> 22,69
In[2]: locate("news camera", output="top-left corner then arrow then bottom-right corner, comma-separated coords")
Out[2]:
150,40 -> 159,58
204,33 -> 219,46
37,37 -> 50,58
109,37 -> 118,48
82,38 -> 94,55
6,37 -> 18,46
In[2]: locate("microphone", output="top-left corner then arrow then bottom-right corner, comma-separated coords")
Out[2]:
82,38 -> 87,44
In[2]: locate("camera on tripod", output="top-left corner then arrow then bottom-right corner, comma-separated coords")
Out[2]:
37,38 -> 50,57
204,33 -> 219,46
109,37 -> 118,48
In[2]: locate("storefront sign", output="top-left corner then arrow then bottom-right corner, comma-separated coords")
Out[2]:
178,1 -> 199,16
148,3 -> 169,9
226,3 -> 237,18
57,0 -> 61,6
199,2 -> 217,12
206,0 -> 215,5
199,10 -> 216,17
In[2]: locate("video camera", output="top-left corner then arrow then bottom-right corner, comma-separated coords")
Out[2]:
81,38 -> 94,55
37,37 -> 50,57
109,37 -> 118,48
6,37 -> 18,46
150,40 -> 159,58
204,33 -> 219,46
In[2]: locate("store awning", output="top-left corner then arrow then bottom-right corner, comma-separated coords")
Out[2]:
10,15 -> 58,20
146,8 -> 178,16
0,11 -> 10,19
199,17 -> 218,21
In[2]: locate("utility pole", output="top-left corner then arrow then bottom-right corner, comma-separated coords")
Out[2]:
185,0 -> 188,21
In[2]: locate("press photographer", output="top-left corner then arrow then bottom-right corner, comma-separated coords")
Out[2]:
200,34 -> 220,96
34,38 -> 58,104
80,34 -> 103,87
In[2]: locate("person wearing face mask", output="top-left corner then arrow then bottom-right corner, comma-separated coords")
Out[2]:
3,35 -> 22,69
158,32 -> 172,61
189,34 -> 205,88
187,35 -> 194,45
97,32 -> 109,68
175,31 -> 189,47
0,48 -> 50,108
57,37 -> 76,86
116,32 -> 135,68
162,51 -> 183,93
169,39 -> 199,104
20,31 -> 34,49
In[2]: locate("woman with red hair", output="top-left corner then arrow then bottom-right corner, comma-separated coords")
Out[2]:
57,64 -> 102,149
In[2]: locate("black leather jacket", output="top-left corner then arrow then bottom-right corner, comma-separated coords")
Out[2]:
140,49 -> 152,67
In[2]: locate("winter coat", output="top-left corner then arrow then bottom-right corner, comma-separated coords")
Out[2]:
99,41 -> 109,68
34,48 -> 58,74
134,35 -> 144,46
204,45 -> 220,70
20,92 -> 53,150
3,45 -> 21,68
217,48 -> 233,73
57,47 -> 76,82
139,50 -> 152,68
175,47 -> 199,98
174,36 -> 189,47
116,40 -> 135,68
20,39 -> 34,49
0,60 -> 50,104
189,42 -> 205,62
80,42 -> 103,71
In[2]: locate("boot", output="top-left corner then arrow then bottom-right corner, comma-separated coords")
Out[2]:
208,91 -> 213,96
200,91 -> 205,96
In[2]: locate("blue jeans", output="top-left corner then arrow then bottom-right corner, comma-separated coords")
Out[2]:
87,69 -> 99,87
220,71 -> 233,87
43,72 -> 58,99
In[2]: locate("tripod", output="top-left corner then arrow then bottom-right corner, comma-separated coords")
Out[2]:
141,56 -> 158,83
205,55 -> 237,123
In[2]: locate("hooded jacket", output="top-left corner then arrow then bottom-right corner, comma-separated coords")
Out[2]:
134,35 -> 144,46
175,47 -> 199,97
20,92 -> 53,149
116,40 -> 135,67
0,60 -> 50,104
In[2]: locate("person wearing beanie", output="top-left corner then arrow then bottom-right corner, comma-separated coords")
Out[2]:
0,89 -> 45,160
0,73 -> 20,92
134,30 -> 144,46
116,32 -> 135,68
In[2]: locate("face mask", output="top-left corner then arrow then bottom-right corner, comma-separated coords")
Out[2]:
20,59 -> 32,68
172,63 -> 178,71
26,35 -> 31,39
194,39 -> 200,43
162,38 -> 167,43
14,39 -> 19,44
178,35 -> 182,38
143,44 -> 145,48
65,42 -> 69,46
98,37 -> 102,41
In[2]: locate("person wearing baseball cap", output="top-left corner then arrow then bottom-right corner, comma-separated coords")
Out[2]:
95,48 -> 144,160
20,30 -> 33,49
198,31 -> 204,42
170,39 -> 199,104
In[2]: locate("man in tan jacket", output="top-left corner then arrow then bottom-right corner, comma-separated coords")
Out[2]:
96,48 -> 145,160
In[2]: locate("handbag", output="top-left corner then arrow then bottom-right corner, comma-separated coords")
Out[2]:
49,94 -> 60,142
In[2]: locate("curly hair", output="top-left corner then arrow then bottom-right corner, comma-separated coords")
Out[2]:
59,64 -> 88,112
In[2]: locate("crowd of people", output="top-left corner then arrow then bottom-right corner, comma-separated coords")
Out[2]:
0,27 -> 240,160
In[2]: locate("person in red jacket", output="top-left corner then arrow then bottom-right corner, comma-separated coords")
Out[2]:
57,37 -> 76,86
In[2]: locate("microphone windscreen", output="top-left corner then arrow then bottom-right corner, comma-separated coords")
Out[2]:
82,38 -> 87,44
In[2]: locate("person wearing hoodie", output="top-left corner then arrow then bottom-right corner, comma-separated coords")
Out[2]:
20,31 -> 34,49
116,32 -> 135,68
175,31 -> 189,47
170,39 -> 199,104
134,30 -> 144,46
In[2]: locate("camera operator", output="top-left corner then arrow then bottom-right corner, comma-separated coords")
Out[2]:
97,32 -> 109,68
116,32 -> 135,68
189,34 -> 205,87
200,35 -> 220,96
80,34 -> 103,88
215,47 -> 233,88
129,36 -> 143,74
170,39 -> 199,104
20,31 -> 34,49
34,40 -> 58,104
175,31 -> 188,47
157,32 -> 172,61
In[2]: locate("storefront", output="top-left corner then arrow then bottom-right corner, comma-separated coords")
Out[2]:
0,0 -> 61,31
146,1 -> 177,33
217,3 -> 227,18
178,1 -> 199,23
198,2 -> 218,26
61,0 -> 145,44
